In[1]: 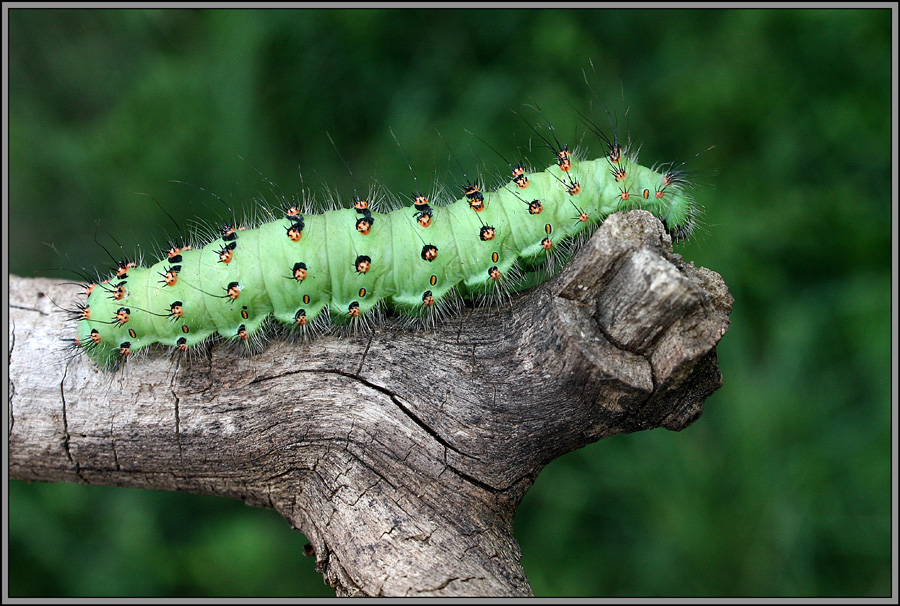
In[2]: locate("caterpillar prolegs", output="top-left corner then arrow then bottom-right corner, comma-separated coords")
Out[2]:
72,116 -> 701,369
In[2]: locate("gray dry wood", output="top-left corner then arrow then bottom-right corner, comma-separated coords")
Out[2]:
8,210 -> 733,597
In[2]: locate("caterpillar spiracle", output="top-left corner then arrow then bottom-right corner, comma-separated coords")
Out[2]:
70,110 -> 703,369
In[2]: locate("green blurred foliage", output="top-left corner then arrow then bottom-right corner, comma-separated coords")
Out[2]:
7,8 -> 892,597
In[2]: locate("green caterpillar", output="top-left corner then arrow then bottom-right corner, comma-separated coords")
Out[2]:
72,118 -> 699,369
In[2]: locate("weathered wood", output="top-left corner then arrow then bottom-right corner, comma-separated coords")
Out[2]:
7,210 -> 733,597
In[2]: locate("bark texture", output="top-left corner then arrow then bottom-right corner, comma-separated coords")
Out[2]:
7,210 -> 733,597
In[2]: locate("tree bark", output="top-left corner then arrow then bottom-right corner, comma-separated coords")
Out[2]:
7,210 -> 733,597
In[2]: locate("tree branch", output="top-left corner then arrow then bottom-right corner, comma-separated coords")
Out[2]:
8,210 -> 733,596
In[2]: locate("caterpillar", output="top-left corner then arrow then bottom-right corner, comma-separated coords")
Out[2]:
69,109 -> 701,369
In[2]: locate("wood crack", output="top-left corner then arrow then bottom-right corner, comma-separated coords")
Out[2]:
59,363 -> 86,483
8,322 -> 14,435
9,303 -> 50,316
172,390 -> 184,466
356,330 -> 374,375
253,367 -> 483,463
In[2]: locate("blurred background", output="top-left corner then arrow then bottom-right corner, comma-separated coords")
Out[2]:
7,8 -> 893,597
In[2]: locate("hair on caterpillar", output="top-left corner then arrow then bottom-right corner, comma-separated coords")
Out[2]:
332,301 -> 384,340
398,285 -> 463,333
71,89 -> 710,371
288,304 -> 334,343
274,305 -> 333,345
472,261 -> 525,313
221,316 -> 278,360
166,334 -> 214,371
